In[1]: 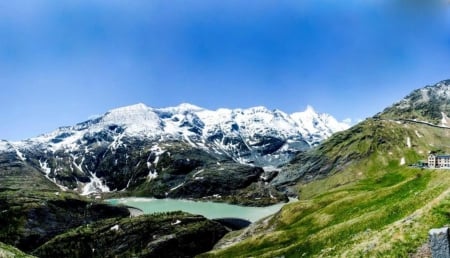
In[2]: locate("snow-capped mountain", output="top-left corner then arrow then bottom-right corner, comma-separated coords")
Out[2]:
2,103 -> 348,196
17,103 -> 348,156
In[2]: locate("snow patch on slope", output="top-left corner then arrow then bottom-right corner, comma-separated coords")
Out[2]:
81,171 -> 111,195
170,182 -> 185,191
415,130 -> 423,138
442,112 -> 450,127
39,160 -> 51,176
147,145 -> 165,181
38,159 -> 68,191
9,143 -> 26,161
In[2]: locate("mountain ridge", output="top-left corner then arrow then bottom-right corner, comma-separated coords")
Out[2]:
378,79 -> 450,126
0,103 -> 349,201
10,103 -> 349,145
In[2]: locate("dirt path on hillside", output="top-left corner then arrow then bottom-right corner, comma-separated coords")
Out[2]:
340,186 -> 450,257
394,187 -> 450,226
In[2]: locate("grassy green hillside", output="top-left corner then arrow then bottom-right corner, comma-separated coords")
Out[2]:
201,119 -> 450,257
0,242 -> 34,258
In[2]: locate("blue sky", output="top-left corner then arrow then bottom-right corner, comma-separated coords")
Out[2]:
1,0 -> 449,140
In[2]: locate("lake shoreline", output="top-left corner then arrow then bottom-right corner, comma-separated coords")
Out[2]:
106,197 -> 296,222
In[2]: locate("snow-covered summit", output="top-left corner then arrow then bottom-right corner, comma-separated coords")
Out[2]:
291,106 -> 349,141
159,103 -> 204,113
101,103 -> 162,134
11,103 -> 349,166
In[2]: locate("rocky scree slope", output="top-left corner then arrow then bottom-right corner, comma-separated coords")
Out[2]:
201,79 -> 450,257
0,104 -> 347,205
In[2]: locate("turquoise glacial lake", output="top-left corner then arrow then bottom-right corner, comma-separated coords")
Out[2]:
107,198 -> 290,222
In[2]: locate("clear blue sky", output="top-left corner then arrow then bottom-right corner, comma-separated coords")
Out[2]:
1,0 -> 449,140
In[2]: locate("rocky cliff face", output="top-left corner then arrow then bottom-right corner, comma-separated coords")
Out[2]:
0,190 -> 130,253
33,211 -> 228,258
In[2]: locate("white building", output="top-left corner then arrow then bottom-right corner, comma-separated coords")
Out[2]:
428,154 -> 450,168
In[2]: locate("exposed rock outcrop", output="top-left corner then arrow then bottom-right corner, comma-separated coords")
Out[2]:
0,190 -> 130,252
33,212 -> 228,258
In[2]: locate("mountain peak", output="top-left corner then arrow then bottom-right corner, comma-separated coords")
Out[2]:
305,105 -> 316,113
379,79 -> 450,126
298,105 -> 319,118
107,103 -> 150,114
243,106 -> 271,113
427,79 -> 450,95
290,106 -> 350,136
101,103 -> 160,131
161,103 -> 204,113
177,103 -> 203,110
291,105 -> 318,118
432,79 -> 450,87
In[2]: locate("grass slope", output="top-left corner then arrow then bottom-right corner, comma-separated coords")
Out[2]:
201,119 -> 450,257
0,242 -> 34,258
